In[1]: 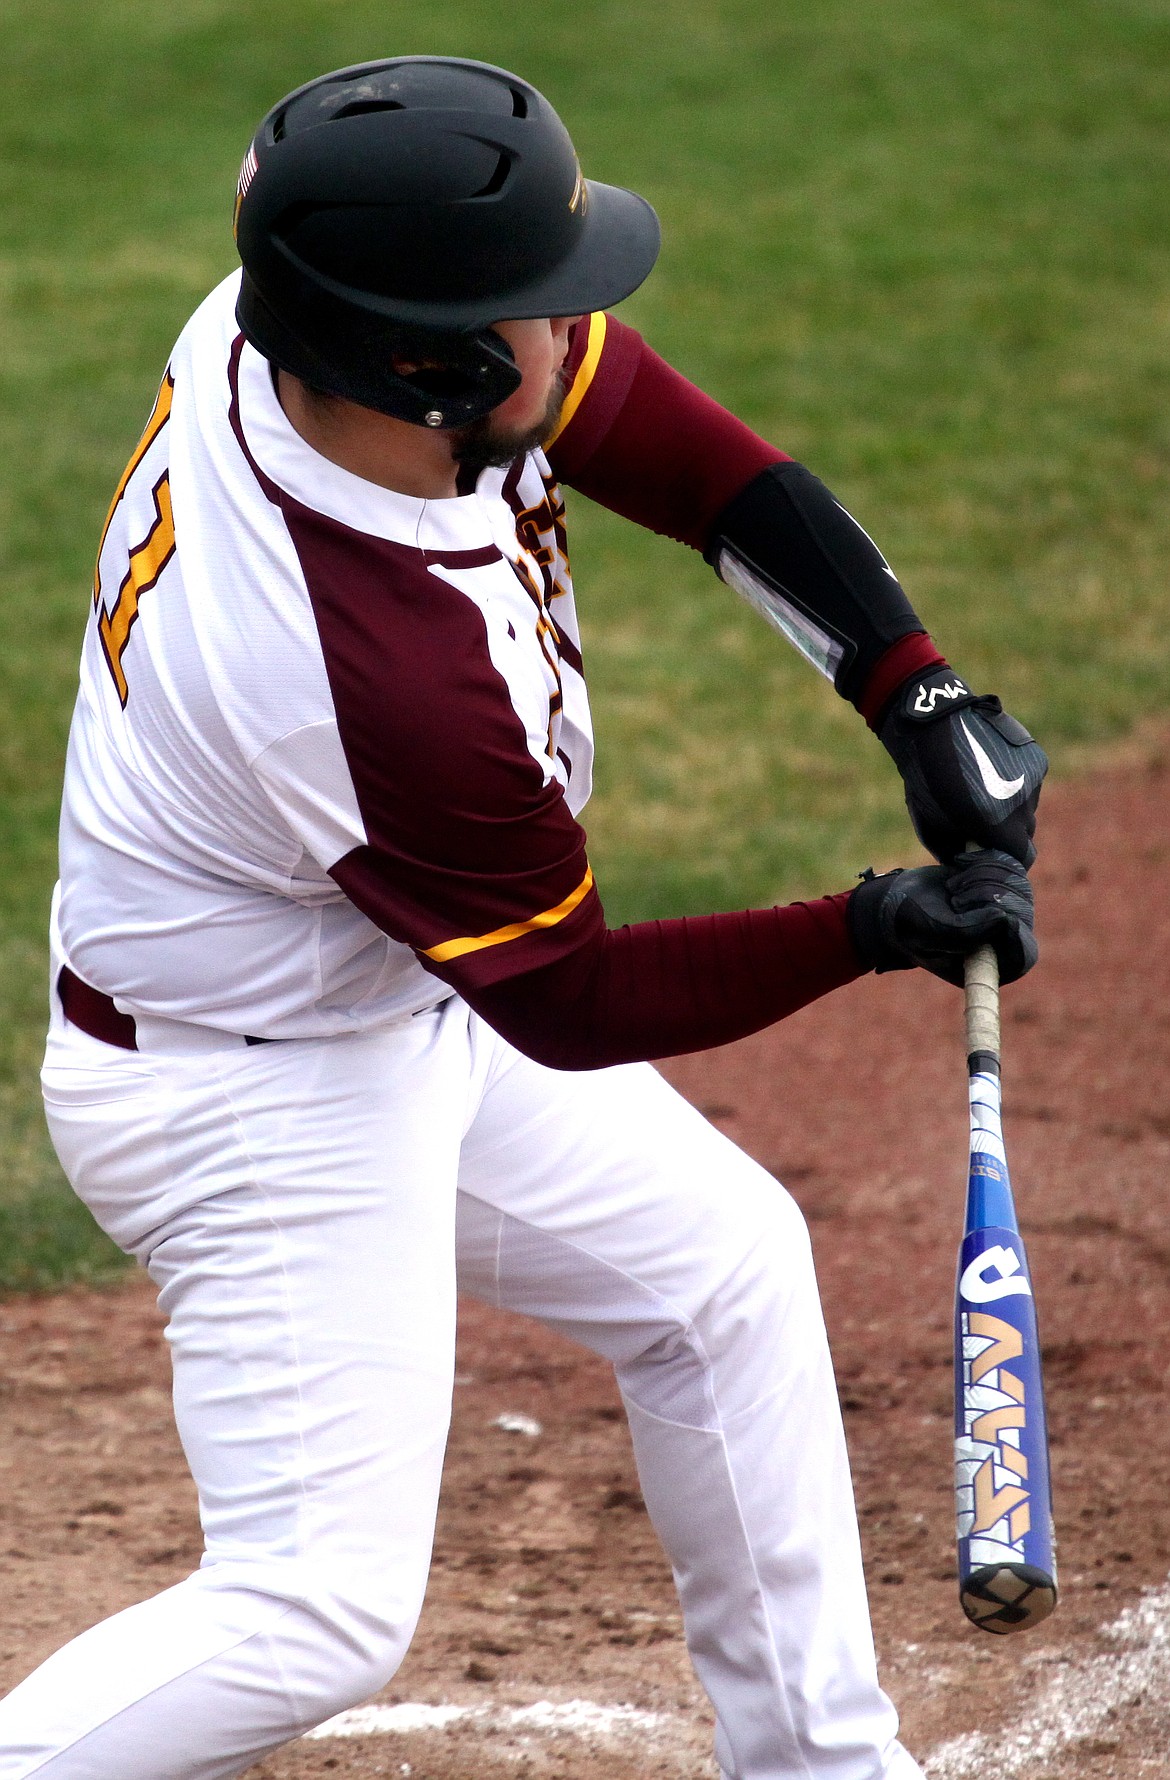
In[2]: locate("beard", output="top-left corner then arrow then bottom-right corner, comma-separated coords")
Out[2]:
450,369 -> 568,480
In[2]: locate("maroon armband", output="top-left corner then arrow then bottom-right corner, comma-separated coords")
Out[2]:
858,634 -> 948,729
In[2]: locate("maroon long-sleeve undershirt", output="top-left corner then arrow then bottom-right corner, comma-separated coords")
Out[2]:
448,892 -> 865,1071
548,316 -> 788,551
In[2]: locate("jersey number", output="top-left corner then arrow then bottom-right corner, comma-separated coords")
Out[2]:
92,372 -> 175,706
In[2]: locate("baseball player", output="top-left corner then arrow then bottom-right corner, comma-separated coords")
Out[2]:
3,56 -> 1044,1780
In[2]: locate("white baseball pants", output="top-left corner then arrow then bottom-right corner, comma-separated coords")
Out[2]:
3,995 -> 923,1780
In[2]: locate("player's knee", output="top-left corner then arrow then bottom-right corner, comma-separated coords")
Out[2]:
617,1174 -> 821,1428
287,1590 -> 424,1724
705,1176 -> 819,1332
695,1159 -> 817,1313
200,1563 -> 427,1727
311,1628 -> 408,1719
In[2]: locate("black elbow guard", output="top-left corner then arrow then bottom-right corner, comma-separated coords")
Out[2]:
704,461 -> 925,707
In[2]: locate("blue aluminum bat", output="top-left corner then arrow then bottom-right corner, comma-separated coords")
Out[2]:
954,944 -> 1057,1633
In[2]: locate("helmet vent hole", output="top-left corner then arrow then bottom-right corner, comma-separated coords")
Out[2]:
473,151 -> 512,198
401,366 -> 472,399
272,97 -> 404,141
510,88 -> 528,118
333,99 -> 405,120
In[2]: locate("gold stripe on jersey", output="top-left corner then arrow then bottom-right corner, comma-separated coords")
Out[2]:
93,370 -> 175,615
543,312 -> 607,448
421,867 -> 595,965
97,473 -> 176,707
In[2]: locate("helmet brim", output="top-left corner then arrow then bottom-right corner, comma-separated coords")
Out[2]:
485,179 -> 661,322
349,180 -> 660,331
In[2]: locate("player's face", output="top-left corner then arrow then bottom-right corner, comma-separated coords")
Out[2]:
450,316 -> 580,476
490,315 -> 579,434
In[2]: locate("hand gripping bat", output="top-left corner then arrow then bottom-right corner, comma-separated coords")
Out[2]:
954,943 -> 1057,1633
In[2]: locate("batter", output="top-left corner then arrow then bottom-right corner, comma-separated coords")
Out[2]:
3,56 -> 1044,1780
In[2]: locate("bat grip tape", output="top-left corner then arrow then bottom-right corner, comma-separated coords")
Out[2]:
964,943 -> 1000,1064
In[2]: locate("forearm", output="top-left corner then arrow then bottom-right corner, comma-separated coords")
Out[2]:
460,892 -> 864,1070
705,461 -> 945,716
550,318 -> 945,720
707,464 -> 1047,861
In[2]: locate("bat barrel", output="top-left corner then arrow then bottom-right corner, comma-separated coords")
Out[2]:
955,947 -> 1057,1634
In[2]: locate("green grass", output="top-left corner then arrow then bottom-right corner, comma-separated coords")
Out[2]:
3,0 -> 1170,1286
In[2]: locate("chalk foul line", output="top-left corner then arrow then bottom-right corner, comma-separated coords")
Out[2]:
305,1699 -> 675,1742
303,1579 -> 1170,1774
924,1577 -> 1170,1778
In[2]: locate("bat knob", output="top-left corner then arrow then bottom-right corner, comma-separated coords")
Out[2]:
960,1563 -> 1058,1635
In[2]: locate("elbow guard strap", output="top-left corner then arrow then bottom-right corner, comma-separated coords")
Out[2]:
705,461 -> 926,708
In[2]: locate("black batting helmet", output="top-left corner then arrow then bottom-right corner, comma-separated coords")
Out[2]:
233,57 -> 661,428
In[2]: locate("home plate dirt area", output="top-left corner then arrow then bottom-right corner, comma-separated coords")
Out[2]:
1,739 -> 1167,1780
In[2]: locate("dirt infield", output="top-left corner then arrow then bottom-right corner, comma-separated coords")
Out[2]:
1,739 -> 1167,1778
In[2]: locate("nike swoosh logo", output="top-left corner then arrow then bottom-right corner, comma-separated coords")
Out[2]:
833,500 -> 900,579
960,717 -> 1026,800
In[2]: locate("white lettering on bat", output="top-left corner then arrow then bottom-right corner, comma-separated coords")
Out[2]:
960,1244 -> 1032,1303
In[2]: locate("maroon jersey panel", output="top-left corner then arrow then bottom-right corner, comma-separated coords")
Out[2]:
548,315 -> 789,550
281,494 -> 870,1058
280,496 -> 601,989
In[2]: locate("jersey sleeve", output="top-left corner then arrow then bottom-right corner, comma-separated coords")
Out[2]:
273,498 -> 604,991
545,312 -> 788,550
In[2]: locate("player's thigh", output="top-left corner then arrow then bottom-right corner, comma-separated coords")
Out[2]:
456,1028 -> 815,1383
43,1005 -> 472,1593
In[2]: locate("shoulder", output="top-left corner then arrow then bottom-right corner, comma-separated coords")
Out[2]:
543,312 -> 646,476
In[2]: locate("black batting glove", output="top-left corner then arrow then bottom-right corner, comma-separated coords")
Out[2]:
879,665 -> 1048,867
848,848 -> 1038,987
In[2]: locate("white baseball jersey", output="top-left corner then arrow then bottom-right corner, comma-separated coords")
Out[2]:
59,273 -> 597,1038
27,271 -> 924,1780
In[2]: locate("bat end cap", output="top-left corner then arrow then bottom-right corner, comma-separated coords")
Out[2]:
960,1564 -> 1057,1635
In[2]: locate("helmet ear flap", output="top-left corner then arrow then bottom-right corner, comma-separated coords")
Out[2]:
236,275 -> 522,427
389,327 -> 521,429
